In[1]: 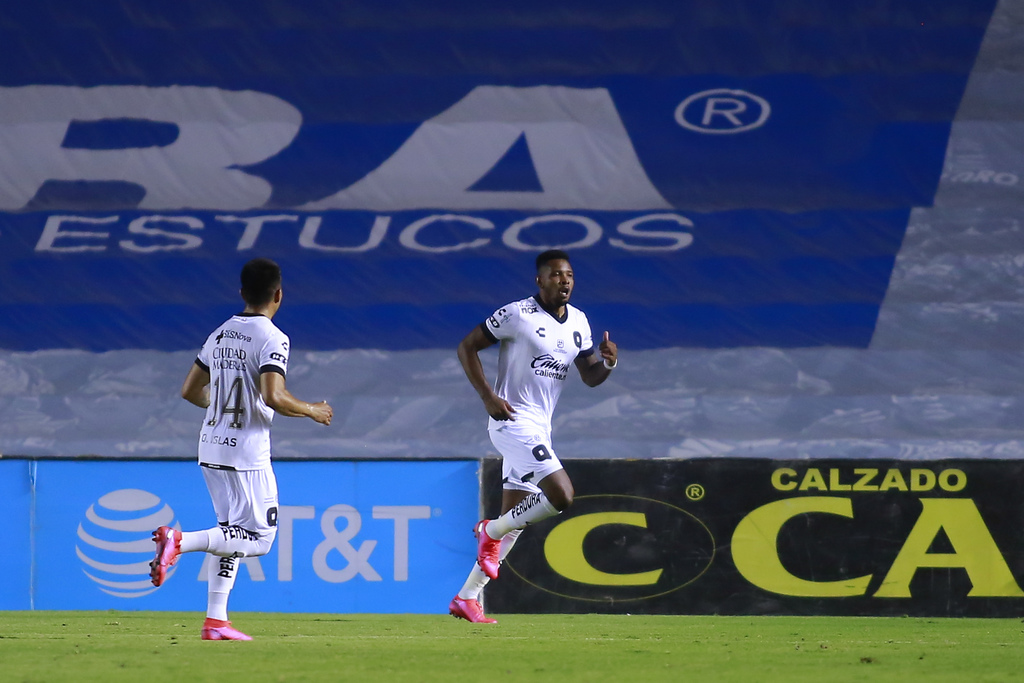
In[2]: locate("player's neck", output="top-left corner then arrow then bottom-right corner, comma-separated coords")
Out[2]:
241,304 -> 276,320
535,293 -> 566,319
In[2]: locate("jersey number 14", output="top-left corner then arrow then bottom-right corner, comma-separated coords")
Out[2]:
207,376 -> 245,429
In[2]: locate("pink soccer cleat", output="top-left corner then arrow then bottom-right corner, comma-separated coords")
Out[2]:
449,595 -> 497,624
201,619 -> 252,641
149,525 -> 181,587
475,520 -> 501,580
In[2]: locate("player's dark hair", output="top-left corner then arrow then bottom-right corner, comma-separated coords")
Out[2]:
536,249 -> 571,271
240,258 -> 282,306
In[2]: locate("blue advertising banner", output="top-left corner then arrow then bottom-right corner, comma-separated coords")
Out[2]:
0,461 -> 33,609
5,459 -> 479,613
0,1 -> 999,352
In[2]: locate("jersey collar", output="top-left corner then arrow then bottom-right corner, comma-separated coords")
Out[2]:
533,294 -> 568,324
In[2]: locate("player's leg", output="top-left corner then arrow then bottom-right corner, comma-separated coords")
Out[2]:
481,429 -> 567,541
450,488 -> 527,623
473,427 -> 566,580
200,466 -> 277,641
205,545 -> 238,621
149,465 -> 278,587
448,458 -> 532,626
197,465 -> 278,559
150,466 -> 226,587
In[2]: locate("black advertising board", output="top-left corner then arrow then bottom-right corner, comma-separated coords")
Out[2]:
482,458 -> 1024,616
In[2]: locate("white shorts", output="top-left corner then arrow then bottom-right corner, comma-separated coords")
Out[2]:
201,464 -> 279,538
489,424 -> 564,494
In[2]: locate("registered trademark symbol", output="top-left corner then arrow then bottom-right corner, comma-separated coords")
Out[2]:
675,88 -> 771,134
685,484 -> 705,501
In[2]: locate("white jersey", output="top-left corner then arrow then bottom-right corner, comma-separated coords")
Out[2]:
483,295 -> 595,432
195,313 -> 290,470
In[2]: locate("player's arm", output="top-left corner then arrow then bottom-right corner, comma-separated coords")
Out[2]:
260,371 -> 333,425
575,331 -> 618,387
181,361 -> 211,408
457,325 -> 516,421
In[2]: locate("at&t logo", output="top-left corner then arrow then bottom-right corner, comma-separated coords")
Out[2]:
76,489 -> 181,598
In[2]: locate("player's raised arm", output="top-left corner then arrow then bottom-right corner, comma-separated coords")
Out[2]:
260,371 -> 333,424
575,330 -> 618,387
457,325 -> 516,421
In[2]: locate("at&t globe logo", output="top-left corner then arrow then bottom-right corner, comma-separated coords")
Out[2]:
76,489 -> 181,598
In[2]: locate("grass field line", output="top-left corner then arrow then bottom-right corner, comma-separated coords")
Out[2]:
3,611 -> 1024,682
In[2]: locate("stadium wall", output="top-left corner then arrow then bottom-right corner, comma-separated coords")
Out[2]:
5,455 -> 1024,617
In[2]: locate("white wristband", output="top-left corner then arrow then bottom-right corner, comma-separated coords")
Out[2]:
603,358 -> 617,370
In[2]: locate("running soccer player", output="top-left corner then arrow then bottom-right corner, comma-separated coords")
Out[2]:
448,249 -> 618,623
149,257 -> 333,641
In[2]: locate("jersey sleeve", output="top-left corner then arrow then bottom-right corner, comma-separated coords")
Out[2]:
259,331 -> 290,376
577,311 -> 595,356
195,331 -> 215,371
482,302 -> 520,343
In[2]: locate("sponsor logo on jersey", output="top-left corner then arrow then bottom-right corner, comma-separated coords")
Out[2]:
211,346 -> 248,370
216,329 -> 252,344
269,352 -> 287,364
531,353 -> 570,380
76,488 -> 180,599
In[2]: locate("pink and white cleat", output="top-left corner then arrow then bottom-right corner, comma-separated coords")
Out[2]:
449,595 -> 497,624
201,619 -> 252,641
149,525 -> 181,587
474,520 -> 501,580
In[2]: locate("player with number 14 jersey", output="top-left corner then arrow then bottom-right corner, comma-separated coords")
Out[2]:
196,313 -> 290,471
149,258 -> 332,642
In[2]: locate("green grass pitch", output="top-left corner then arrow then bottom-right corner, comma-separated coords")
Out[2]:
2,611 -> 1023,682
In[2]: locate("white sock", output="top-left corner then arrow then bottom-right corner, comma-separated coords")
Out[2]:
179,530 -> 214,554
486,493 -> 558,538
458,529 -> 522,600
206,554 -> 238,621
457,565 -> 489,601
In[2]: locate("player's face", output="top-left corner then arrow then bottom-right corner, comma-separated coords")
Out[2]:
537,259 -> 574,308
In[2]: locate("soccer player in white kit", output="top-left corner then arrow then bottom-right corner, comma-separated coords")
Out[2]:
449,249 -> 618,623
149,258 -> 333,641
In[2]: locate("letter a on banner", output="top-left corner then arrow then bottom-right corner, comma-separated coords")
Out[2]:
874,499 -> 1024,598
304,86 -> 671,211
